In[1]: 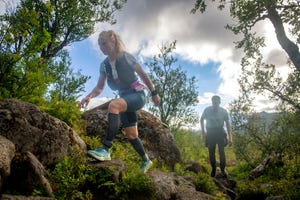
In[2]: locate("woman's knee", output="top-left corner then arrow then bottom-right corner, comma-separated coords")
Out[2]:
108,99 -> 127,113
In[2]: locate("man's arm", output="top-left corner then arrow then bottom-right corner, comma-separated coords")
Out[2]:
225,120 -> 233,146
200,116 -> 206,138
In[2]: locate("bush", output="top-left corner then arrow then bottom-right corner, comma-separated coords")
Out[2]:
118,171 -> 155,199
50,154 -> 92,200
193,172 -> 217,194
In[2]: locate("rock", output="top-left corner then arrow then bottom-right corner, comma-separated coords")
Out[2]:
0,99 -> 86,167
185,160 -> 208,174
0,136 -> 15,177
213,177 -> 236,200
4,151 -> 54,197
84,158 -> 126,200
148,170 -> 215,200
0,135 -> 15,193
82,103 -> 182,167
0,194 -> 55,200
87,158 -> 126,183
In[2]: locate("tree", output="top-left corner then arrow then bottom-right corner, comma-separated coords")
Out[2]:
191,0 -> 300,112
192,0 -> 300,73
192,0 -> 300,179
145,41 -> 199,130
0,0 -> 126,101
48,50 -> 90,102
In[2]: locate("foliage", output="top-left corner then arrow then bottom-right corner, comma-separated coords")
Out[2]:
145,41 -> 199,130
236,176 -> 300,200
50,140 -> 155,200
0,0 -> 126,104
191,0 -> 300,73
48,50 -> 90,102
191,3 -> 300,198
41,98 -> 83,128
193,172 -> 217,194
118,170 -> 155,199
50,154 -> 92,200
174,129 -> 208,165
230,100 -> 300,171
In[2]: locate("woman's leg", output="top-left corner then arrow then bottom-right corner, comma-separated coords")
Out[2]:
125,126 -> 147,159
87,98 -> 127,161
102,99 -> 127,148
121,109 -> 152,173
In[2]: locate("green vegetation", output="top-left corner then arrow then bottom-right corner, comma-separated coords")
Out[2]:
145,41 -> 199,130
49,141 -> 155,200
0,0 -> 126,113
193,172 -> 217,194
1,0 -> 299,199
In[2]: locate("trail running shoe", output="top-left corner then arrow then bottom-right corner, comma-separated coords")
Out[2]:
140,158 -> 153,173
88,147 -> 111,161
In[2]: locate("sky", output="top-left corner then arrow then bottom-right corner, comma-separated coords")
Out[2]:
1,0 -> 292,115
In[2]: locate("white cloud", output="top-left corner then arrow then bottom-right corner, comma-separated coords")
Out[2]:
91,0 -> 292,113
2,0 -> 292,113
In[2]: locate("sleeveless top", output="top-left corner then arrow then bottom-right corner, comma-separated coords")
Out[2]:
100,52 -> 139,91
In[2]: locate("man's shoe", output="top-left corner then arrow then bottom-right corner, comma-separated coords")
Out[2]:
221,170 -> 228,178
140,158 -> 153,173
88,147 -> 111,161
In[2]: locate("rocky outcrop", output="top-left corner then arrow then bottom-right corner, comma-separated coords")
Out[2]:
4,151 -> 54,197
82,103 -> 182,167
0,99 -> 236,199
0,136 -> 15,193
148,170 -> 215,200
0,99 -> 86,197
0,99 -> 86,167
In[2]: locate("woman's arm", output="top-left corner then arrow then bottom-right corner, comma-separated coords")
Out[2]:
134,63 -> 160,106
78,74 -> 106,109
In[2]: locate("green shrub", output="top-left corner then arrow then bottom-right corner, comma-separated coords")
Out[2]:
193,172 -> 217,194
41,99 -> 83,130
50,155 -> 92,200
118,171 -> 155,199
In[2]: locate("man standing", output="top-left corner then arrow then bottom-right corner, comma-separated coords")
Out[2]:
200,95 -> 233,177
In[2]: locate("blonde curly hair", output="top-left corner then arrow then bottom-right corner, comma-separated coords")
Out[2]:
98,30 -> 125,57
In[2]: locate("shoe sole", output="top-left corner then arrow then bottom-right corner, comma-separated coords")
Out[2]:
87,151 -> 111,161
141,161 -> 153,173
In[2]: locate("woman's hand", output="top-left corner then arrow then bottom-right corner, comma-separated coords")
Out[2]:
78,96 -> 91,109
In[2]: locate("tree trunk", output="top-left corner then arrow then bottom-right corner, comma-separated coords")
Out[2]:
266,5 -> 300,73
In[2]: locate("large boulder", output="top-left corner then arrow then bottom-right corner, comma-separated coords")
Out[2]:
0,99 -> 86,167
4,151 -> 54,197
148,170 -> 215,200
82,103 -> 182,167
0,135 -> 15,192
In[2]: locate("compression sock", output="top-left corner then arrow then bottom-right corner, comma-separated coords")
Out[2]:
103,113 -> 120,148
129,138 -> 147,161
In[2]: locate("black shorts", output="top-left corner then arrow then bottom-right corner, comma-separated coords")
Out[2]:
206,127 -> 228,147
120,90 -> 146,128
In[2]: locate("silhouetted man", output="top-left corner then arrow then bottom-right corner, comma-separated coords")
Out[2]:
200,95 -> 233,177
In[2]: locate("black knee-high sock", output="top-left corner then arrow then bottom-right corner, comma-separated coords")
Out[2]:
103,113 -> 120,148
129,138 -> 147,161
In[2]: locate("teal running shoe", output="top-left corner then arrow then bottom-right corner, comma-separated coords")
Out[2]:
140,156 -> 153,173
88,147 -> 111,161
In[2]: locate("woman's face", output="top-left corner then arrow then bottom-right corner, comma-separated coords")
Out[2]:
99,37 -> 115,56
